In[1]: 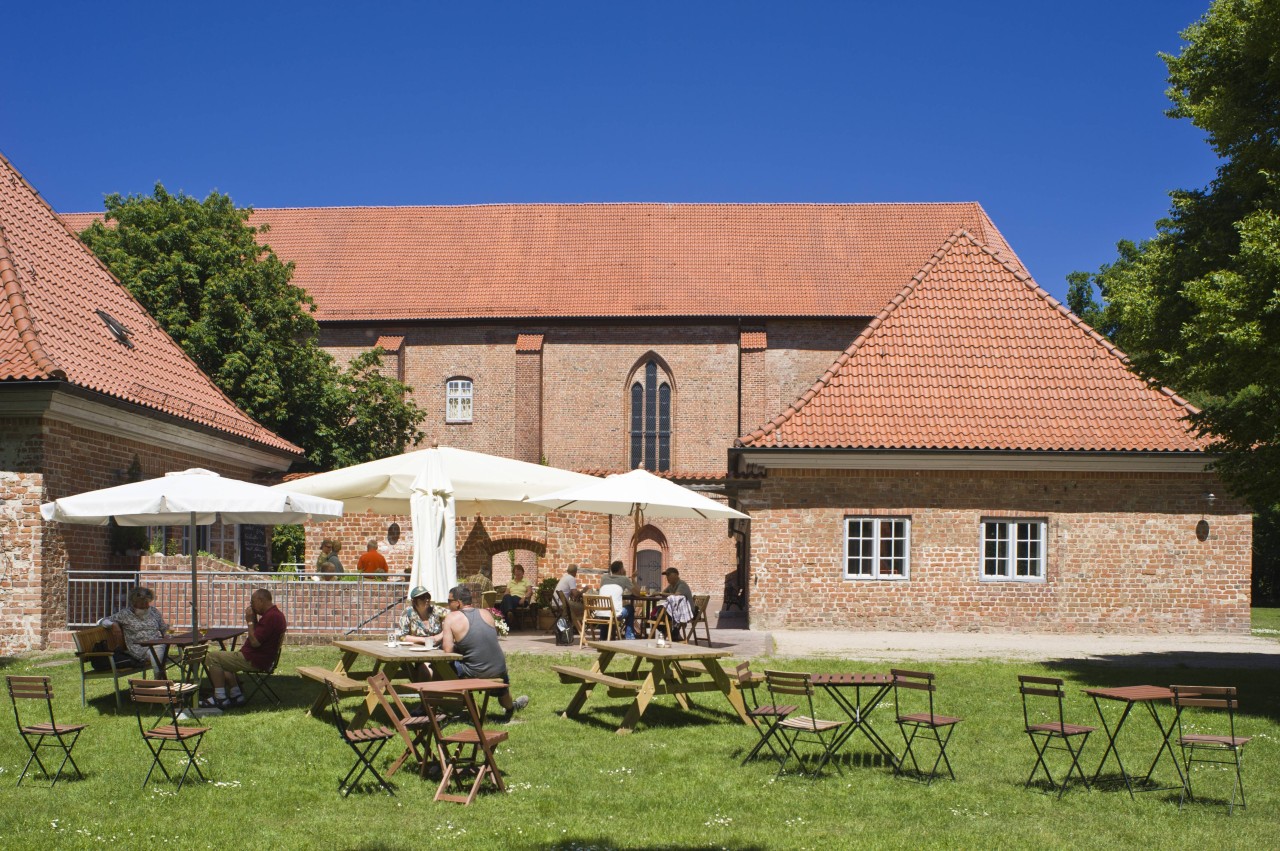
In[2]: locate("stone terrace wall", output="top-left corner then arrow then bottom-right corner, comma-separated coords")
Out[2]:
743,467 -> 1252,634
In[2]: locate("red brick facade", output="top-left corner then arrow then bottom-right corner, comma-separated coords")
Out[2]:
741,467 -> 1251,633
2,411 -> 288,653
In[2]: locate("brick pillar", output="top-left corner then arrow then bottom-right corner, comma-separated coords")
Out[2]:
514,333 -> 544,463
739,328 -> 767,435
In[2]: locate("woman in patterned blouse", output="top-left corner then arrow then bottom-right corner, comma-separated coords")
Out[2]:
101,586 -> 169,676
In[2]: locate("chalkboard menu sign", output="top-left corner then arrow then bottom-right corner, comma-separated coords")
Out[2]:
239,525 -> 271,571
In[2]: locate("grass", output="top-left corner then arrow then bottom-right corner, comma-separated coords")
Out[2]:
1,643 -> 1277,850
1252,606 -> 1280,639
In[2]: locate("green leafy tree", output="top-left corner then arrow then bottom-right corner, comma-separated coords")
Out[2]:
1070,0 -> 1280,512
79,184 -> 425,469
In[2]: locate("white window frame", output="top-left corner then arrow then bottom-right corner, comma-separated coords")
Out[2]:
446,378 -> 473,423
981,518 -> 1046,582
843,516 -> 910,580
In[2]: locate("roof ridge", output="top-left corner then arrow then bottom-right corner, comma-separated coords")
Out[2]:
739,229 -> 971,446
230,201 -> 989,213
0,224 -> 65,379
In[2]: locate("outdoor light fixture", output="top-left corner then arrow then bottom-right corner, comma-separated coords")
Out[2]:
1196,492 -> 1216,541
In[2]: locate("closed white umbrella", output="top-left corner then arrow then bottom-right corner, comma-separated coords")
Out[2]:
408,451 -> 456,599
42,468 -> 343,634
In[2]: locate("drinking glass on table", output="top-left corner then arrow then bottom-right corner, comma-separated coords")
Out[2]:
387,628 -> 397,646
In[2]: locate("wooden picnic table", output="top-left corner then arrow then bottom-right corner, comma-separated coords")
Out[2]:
557,639 -> 751,734
302,639 -> 460,726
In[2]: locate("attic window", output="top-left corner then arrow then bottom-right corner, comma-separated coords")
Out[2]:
96,309 -> 134,349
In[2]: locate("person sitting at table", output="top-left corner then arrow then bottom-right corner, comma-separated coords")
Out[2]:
657,568 -> 695,641
441,585 -> 529,722
201,588 -> 287,709
398,585 -> 445,679
100,586 -> 169,677
356,539 -> 388,579
599,560 -> 637,639
498,564 -> 533,629
316,539 -> 344,580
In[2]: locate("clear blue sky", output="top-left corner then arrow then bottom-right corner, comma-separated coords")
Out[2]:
5,1 -> 1219,304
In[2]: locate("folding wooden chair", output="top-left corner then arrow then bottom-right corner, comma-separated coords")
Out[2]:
735,663 -> 795,766
683,594 -> 712,646
891,668 -> 961,784
1018,674 -> 1094,798
71,625 -> 147,709
763,670 -> 845,778
128,679 -> 210,791
367,672 -> 438,779
326,680 -> 397,796
581,593 -> 619,647
7,675 -> 88,787
417,686 -> 509,804
242,628 -> 286,707
175,643 -> 209,709
1170,685 -> 1251,814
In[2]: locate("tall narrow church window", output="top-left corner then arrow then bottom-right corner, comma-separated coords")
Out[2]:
629,359 -> 671,471
446,378 -> 473,423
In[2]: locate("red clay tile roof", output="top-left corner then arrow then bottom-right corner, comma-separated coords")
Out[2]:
62,203 -> 1022,323
374,335 -> 404,351
739,329 -> 767,351
740,230 -> 1203,453
515,333 -> 545,353
0,154 -> 300,456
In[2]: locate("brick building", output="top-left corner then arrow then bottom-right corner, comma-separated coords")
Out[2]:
63,202 -> 1251,633
2,154 -> 301,653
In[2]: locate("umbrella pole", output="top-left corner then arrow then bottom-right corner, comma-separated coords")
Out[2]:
189,512 -> 200,636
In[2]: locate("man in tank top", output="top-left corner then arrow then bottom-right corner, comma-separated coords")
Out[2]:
441,585 -> 530,721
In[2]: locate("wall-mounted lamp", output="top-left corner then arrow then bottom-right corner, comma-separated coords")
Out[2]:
1196,493 -> 1216,542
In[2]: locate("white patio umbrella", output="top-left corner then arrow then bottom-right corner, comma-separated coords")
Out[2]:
275,446 -> 603,598
42,468 -> 343,634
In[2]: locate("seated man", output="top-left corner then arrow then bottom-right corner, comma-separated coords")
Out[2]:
201,588 -> 287,709
498,564 -> 533,629
441,586 -> 529,722
658,568 -> 695,641
598,560 -> 636,639
554,564 -> 584,625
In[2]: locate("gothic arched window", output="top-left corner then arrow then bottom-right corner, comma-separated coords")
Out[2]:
629,359 -> 671,471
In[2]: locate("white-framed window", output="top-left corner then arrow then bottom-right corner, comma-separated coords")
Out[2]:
446,378 -> 473,423
844,517 -> 910,580
982,519 -> 1046,581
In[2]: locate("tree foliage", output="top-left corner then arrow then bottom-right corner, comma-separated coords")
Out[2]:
1069,0 -> 1280,512
80,185 -> 424,470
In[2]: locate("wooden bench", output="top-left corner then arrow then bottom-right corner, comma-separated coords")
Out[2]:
71,625 -> 148,709
296,666 -> 367,695
551,665 -> 641,692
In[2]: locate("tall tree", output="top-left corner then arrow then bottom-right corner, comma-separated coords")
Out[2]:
80,185 -> 424,469
1071,0 -> 1280,511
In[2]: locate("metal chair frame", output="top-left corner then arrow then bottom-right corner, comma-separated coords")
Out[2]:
735,663 -> 795,766
326,680 -> 396,796
241,629 -> 287,707
1170,684 -> 1251,814
763,669 -> 846,778
7,675 -> 88,787
129,679 -> 210,791
71,625 -> 147,709
1018,674 -> 1094,798
891,668 -> 961,784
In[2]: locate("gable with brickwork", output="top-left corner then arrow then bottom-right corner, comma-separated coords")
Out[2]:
740,229 -> 1203,454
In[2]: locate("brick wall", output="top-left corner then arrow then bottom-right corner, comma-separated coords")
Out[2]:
1,413 -> 279,653
742,467 -> 1252,634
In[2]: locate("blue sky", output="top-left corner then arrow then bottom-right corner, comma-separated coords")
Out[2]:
5,1 -> 1218,304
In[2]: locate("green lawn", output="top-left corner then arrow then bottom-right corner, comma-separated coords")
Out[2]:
1252,606 -> 1280,639
1,645 -> 1275,850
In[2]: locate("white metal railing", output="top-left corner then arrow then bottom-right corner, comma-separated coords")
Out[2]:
67,570 -> 411,635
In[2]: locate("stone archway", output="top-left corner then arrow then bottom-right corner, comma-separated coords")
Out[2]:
633,524 -> 668,591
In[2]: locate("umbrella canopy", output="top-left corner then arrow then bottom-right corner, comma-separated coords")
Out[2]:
276,446 -> 602,516
276,446 -> 603,598
42,468 -> 343,633
530,468 -> 750,523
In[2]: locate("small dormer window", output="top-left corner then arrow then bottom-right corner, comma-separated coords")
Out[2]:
95,309 -> 134,349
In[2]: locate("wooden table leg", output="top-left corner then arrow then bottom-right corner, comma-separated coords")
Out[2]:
656,661 -> 692,710
563,651 -> 616,718
704,660 -> 751,725
618,665 -> 658,734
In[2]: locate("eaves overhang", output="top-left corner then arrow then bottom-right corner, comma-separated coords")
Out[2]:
730,447 -> 1213,474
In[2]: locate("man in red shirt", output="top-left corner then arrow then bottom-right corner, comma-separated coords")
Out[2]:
201,588 -> 287,709
356,539 -> 389,578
